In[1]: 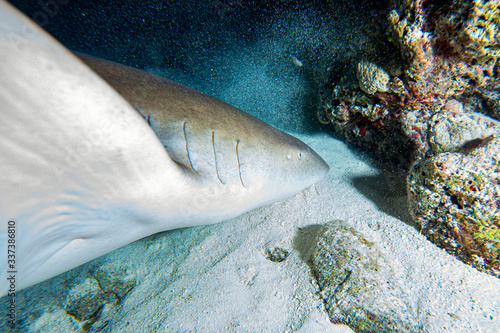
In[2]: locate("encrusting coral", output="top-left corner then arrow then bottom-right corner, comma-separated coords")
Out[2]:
408,129 -> 500,278
356,60 -> 391,95
318,0 -> 500,277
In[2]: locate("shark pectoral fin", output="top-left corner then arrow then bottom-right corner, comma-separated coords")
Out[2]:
0,1 -> 184,295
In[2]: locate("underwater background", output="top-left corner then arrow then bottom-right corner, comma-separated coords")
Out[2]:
3,0 -> 500,332
8,0 -> 387,133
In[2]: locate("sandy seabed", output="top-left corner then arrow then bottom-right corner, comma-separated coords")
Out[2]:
4,132 -> 500,333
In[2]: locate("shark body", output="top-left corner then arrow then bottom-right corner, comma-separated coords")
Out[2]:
0,1 -> 329,296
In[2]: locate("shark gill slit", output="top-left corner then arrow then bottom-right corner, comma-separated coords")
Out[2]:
236,140 -> 246,188
182,119 -> 197,172
212,131 -> 224,185
212,131 -> 226,185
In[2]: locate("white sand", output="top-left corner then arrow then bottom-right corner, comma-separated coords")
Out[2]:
21,132 -> 498,332
14,132 -> 500,332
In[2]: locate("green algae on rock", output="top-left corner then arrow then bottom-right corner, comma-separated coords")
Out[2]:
408,132 -> 500,278
293,221 -> 421,333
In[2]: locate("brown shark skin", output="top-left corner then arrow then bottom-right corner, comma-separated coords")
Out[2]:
76,52 -> 329,192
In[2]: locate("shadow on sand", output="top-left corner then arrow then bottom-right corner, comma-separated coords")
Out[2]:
350,168 -> 417,228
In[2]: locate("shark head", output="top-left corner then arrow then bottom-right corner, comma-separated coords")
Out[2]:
239,127 -> 330,204
77,52 -> 330,226
161,114 -> 330,225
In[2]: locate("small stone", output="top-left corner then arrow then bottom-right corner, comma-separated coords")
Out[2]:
265,247 -> 290,262
64,278 -> 106,324
93,267 -> 136,302
60,266 -> 136,331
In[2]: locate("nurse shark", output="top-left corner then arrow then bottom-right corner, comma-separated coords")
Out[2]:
0,1 -> 328,295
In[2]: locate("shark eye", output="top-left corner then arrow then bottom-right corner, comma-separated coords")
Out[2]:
298,152 -> 302,160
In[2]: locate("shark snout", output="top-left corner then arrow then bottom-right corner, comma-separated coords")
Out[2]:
304,145 -> 330,183
284,132 -> 329,185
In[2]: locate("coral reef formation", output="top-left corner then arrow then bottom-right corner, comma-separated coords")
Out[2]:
319,0 -> 500,161
318,0 -> 500,277
356,60 -> 391,95
408,116 -> 500,278
429,106 -> 499,153
294,221 -> 421,333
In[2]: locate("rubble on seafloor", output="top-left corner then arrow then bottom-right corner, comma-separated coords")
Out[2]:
317,0 -> 500,278
13,265 -> 136,332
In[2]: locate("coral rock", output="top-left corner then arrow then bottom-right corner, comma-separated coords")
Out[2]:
433,0 -> 500,63
408,133 -> 500,278
430,107 -> 500,153
294,221 -> 420,332
64,278 -> 107,329
356,60 -> 391,95
59,266 -> 136,331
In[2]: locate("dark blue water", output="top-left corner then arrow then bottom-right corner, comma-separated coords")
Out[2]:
8,0 -> 383,132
